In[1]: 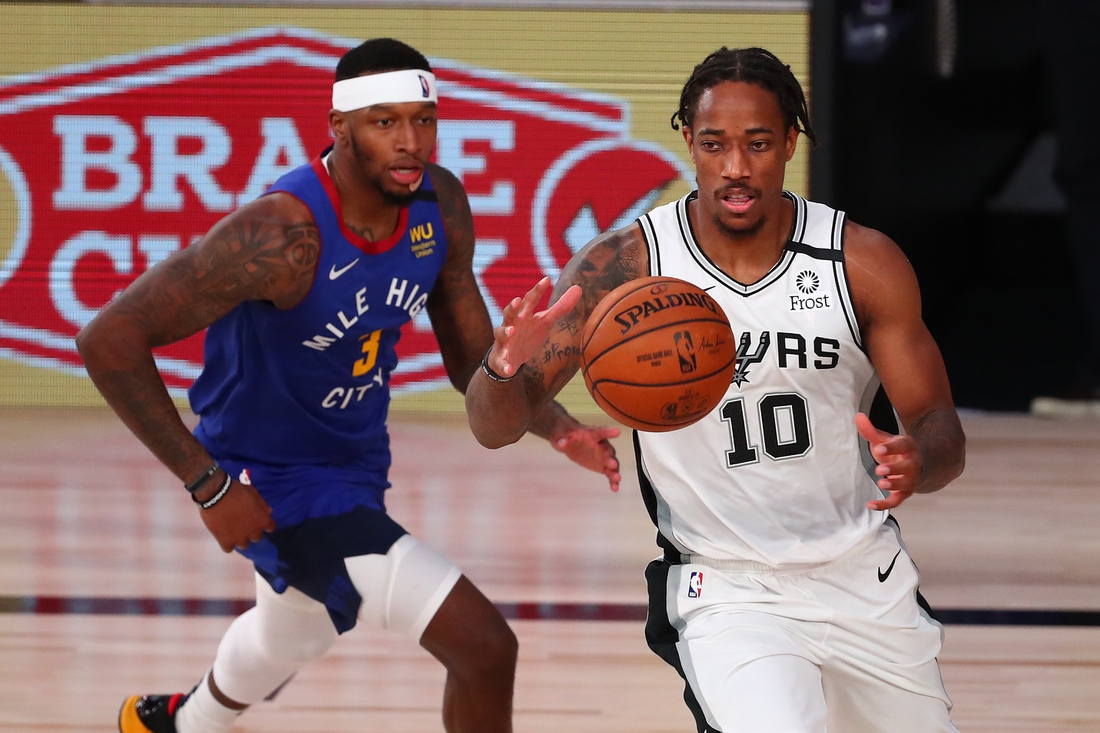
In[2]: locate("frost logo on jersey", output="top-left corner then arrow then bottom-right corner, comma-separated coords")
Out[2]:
795,270 -> 819,294
674,331 -> 697,373
731,331 -> 771,387
790,270 -> 832,312
687,571 -> 703,598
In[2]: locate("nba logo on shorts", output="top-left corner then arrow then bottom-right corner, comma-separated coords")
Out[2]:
688,571 -> 703,598
419,74 -> 430,98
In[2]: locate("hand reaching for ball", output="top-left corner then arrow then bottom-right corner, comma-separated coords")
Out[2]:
486,277 -> 582,378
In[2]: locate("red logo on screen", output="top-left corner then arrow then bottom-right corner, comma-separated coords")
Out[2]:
0,28 -> 690,394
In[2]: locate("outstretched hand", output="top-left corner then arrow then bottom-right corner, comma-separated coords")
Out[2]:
855,412 -> 923,511
486,277 -> 582,379
552,422 -> 622,492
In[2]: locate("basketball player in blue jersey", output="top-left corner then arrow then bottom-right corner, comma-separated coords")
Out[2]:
468,48 -> 966,732
76,38 -> 620,733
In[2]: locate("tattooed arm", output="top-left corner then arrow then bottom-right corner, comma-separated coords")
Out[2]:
465,224 -> 648,452
424,163 -> 495,392
428,165 -> 623,488
74,193 -> 319,551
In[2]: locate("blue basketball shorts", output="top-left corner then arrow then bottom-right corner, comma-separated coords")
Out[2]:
215,456 -> 406,634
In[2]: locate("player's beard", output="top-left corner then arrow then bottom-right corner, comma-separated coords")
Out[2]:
351,136 -> 420,208
713,211 -> 767,240
380,187 -> 418,208
710,182 -> 767,240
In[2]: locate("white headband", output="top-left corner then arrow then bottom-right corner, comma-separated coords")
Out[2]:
332,69 -> 438,112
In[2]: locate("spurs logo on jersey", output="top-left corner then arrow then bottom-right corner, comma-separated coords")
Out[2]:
731,331 -> 768,386
731,330 -> 841,388
634,192 -> 884,567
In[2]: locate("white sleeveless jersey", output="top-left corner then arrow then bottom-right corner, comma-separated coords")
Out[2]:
634,191 -> 884,567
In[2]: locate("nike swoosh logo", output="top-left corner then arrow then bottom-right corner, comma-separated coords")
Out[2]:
878,549 -> 902,583
703,286 -> 716,291
329,258 -> 360,280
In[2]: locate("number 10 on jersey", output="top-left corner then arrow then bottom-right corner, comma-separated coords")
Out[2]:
721,393 -> 812,467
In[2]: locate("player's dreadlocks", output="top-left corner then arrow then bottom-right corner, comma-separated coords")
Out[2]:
671,47 -> 816,145
336,38 -> 432,81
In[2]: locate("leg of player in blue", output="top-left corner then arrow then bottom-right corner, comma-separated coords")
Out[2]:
119,533 -> 516,733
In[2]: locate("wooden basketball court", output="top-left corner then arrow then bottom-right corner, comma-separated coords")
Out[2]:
1,407 -> 1099,731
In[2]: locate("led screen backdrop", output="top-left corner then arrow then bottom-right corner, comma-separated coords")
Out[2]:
0,4 -> 808,409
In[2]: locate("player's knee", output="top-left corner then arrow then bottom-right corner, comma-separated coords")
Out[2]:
259,623 -> 336,664
485,617 -> 519,668
253,577 -> 338,664
461,614 -> 518,678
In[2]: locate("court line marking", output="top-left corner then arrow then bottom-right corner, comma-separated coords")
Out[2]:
1,596 -> 1099,626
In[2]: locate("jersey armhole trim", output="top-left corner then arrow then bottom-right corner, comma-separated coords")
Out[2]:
786,191 -> 808,243
830,210 -> 865,352
638,214 -> 659,276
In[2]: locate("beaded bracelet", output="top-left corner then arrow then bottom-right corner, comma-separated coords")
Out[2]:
481,348 -> 523,383
193,472 -> 233,510
184,461 -> 220,495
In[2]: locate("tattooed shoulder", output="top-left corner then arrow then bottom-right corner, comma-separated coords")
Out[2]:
560,224 -> 648,317
190,195 -> 320,308
282,220 -> 321,274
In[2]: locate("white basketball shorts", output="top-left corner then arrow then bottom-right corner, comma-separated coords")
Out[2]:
644,518 -> 958,733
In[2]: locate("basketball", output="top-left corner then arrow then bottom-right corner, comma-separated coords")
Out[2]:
581,276 -> 737,432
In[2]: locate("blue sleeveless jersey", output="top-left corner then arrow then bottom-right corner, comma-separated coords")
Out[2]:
189,155 -> 448,472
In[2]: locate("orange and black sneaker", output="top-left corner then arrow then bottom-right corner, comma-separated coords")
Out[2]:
118,693 -> 187,733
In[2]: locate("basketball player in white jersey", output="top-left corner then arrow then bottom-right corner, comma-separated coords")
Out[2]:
466,47 -> 965,732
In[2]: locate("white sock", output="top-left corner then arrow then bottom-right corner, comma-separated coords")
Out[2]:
175,670 -> 240,733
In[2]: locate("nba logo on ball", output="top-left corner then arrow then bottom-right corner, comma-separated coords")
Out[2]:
688,571 -> 703,598
674,331 -> 697,373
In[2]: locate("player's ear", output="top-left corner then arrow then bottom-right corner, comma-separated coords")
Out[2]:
329,109 -> 348,142
785,126 -> 799,162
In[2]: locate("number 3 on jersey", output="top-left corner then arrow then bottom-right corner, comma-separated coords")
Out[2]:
721,393 -> 812,467
353,330 -> 382,376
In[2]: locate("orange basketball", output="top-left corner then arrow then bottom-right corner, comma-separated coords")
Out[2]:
581,276 -> 737,432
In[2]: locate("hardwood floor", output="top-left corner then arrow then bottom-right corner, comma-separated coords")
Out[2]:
1,407 -> 1099,730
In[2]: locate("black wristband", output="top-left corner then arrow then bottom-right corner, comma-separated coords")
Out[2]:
193,471 -> 233,510
185,461 -> 220,494
481,348 -> 523,383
